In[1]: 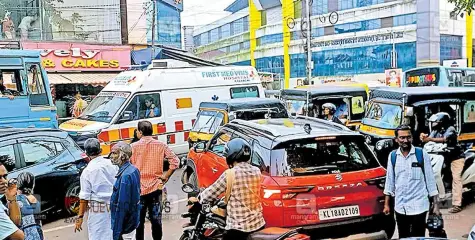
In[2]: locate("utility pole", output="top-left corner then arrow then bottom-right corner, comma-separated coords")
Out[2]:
391,30 -> 397,68
151,0 -> 157,60
305,0 -> 312,83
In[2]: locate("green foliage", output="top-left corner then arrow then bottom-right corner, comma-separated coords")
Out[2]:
448,0 -> 475,15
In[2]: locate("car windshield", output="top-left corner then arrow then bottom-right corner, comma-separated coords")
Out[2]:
79,92 -> 130,123
363,102 -> 402,129
192,110 -> 225,134
271,137 -> 379,176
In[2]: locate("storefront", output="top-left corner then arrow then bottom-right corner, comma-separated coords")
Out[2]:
23,41 -> 131,119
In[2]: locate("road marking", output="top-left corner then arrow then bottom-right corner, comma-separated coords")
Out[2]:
43,198 -> 189,233
43,224 -> 76,233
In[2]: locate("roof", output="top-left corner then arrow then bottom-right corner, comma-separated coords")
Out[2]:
224,0 -> 249,13
0,49 -> 40,58
0,128 -> 66,139
281,86 -> 367,99
200,98 -> 286,113
228,117 -> 357,148
131,45 -> 223,67
48,73 -> 117,86
370,86 -> 475,104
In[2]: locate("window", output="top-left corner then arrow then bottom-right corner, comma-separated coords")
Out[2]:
271,137 -> 379,176
209,131 -> 233,155
210,28 -> 219,42
364,102 -> 402,129
192,110 -> 225,134
221,24 -> 231,39
251,141 -> 270,170
261,11 -> 267,26
311,28 -> 324,38
0,70 -> 23,97
229,43 -> 241,53
122,93 -> 162,122
193,36 -> 201,46
294,0 -> 302,18
200,33 -> 209,45
257,33 -> 283,46
21,141 -> 63,166
0,145 -> 16,172
230,86 -> 259,99
243,16 -> 249,32
312,0 -> 328,15
26,64 -> 49,106
157,1 -> 182,48
241,41 -> 250,50
231,18 -> 244,35
80,92 -> 130,123
338,0 -> 354,10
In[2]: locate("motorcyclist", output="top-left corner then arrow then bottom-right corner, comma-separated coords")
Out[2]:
420,112 -> 465,213
322,103 -> 343,125
197,138 -> 266,240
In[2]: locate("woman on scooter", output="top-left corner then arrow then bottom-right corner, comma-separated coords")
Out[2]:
197,138 -> 266,240
420,112 -> 465,213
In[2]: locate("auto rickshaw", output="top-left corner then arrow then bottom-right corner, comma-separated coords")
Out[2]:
188,97 -> 288,147
359,87 -> 475,166
280,85 -> 368,130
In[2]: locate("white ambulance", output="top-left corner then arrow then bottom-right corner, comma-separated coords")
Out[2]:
59,60 -> 265,156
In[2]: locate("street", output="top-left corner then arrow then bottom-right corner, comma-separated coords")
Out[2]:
41,169 -> 475,240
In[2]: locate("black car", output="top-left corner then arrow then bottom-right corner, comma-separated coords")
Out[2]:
0,128 -> 88,215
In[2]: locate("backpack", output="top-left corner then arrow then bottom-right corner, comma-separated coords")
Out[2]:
390,147 -> 425,177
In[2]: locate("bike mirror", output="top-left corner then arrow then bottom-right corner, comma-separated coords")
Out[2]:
182,183 -> 196,194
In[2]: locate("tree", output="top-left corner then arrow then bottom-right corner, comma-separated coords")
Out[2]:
448,0 -> 475,15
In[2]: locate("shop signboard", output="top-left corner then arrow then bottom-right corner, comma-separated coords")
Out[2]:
23,42 -> 131,72
443,59 -> 467,68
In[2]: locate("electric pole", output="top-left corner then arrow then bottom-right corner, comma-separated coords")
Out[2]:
151,0 -> 157,60
305,0 -> 312,83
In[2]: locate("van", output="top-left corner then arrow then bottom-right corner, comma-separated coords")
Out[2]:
59,61 -> 265,156
0,48 -> 57,129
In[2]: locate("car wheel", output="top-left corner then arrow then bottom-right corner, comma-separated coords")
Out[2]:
64,181 -> 81,216
188,172 -> 198,198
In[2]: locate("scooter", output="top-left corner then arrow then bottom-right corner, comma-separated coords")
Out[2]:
180,183 -> 310,240
423,142 -> 475,200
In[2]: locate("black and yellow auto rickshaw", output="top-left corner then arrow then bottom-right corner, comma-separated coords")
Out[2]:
359,87 -> 475,165
280,85 -> 368,130
188,97 -> 288,147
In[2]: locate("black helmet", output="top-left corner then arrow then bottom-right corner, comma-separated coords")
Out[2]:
224,138 -> 251,166
427,214 -> 447,238
428,112 -> 450,130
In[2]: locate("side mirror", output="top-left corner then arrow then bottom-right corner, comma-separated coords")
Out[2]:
405,107 -> 414,117
119,111 -> 134,122
229,114 -> 236,121
182,183 -> 199,194
375,139 -> 394,151
193,141 -> 206,153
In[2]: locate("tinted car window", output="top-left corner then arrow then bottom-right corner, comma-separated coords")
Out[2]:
0,145 -> 17,172
21,141 -> 63,166
271,136 -> 379,176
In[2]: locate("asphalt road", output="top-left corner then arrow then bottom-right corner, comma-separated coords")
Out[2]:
42,168 -> 475,240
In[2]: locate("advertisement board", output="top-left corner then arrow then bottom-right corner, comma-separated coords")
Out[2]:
443,59 -> 467,68
385,68 -> 402,87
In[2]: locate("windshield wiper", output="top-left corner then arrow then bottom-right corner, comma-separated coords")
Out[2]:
197,112 -> 219,134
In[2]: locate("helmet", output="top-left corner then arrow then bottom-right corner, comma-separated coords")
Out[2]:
322,103 -> 337,114
224,138 -> 251,166
428,112 -> 450,130
427,214 -> 447,238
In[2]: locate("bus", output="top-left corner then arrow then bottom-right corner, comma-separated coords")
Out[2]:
0,44 -> 58,129
403,66 -> 475,87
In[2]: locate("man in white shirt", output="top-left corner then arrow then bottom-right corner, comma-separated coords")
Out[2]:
74,138 -> 118,239
0,161 -> 24,240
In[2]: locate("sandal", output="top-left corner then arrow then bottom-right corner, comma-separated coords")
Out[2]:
449,205 -> 462,213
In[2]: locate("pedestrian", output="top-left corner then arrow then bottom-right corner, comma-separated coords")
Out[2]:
131,129 -> 140,144
109,142 -> 141,240
197,138 -> 266,240
420,112 -> 465,213
16,172 -> 44,240
71,92 -> 88,118
131,120 -> 180,240
0,161 -> 24,240
74,138 -> 118,239
383,125 -> 440,238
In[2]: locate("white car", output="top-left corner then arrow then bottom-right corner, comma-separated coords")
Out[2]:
469,225 -> 475,240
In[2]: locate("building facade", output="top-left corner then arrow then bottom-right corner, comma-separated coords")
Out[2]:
183,26 -> 194,51
193,0 -> 469,88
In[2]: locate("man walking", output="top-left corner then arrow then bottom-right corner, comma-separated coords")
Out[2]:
75,138 -> 118,239
109,142 -> 141,240
131,121 -> 180,240
383,125 -> 440,238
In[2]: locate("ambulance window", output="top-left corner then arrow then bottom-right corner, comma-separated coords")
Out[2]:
122,93 -> 162,121
230,86 -> 259,99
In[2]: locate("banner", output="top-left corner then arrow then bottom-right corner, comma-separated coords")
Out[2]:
385,69 -> 402,87
312,32 -> 404,48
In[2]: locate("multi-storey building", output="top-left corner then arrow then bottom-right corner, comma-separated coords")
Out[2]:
192,0 -> 469,88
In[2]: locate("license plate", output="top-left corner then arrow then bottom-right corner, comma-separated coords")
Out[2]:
318,205 -> 360,221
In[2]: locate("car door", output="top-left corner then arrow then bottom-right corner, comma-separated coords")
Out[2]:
0,140 -> 22,175
16,136 -> 75,212
198,129 -> 234,187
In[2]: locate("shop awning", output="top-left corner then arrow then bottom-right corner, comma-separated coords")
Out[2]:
47,73 -> 118,87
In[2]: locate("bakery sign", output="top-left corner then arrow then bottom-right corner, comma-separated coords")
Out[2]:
22,42 -> 131,72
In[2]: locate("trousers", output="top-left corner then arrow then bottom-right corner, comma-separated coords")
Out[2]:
136,190 -> 162,240
451,158 -> 464,207
395,211 -> 427,238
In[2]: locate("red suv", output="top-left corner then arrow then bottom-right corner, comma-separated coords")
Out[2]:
183,117 -> 395,238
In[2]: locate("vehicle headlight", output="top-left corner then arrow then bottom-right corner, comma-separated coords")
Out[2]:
376,141 -> 384,151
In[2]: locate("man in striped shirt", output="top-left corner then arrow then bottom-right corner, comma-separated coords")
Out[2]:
131,120 -> 180,240
383,125 -> 440,238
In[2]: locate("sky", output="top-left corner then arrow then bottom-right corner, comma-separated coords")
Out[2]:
181,0 -> 235,28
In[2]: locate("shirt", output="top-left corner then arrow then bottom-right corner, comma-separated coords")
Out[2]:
131,136 -> 179,195
429,126 -> 464,160
200,162 -> 266,232
384,146 -> 439,215
110,161 -> 141,240
0,201 -> 18,240
145,107 -> 160,118
79,156 -> 119,203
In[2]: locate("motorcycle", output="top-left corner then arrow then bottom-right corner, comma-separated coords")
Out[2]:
423,142 -> 475,201
180,183 -> 310,240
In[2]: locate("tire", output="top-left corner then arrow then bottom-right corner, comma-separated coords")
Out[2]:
64,181 -> 81,216
187,172 -> 199,198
